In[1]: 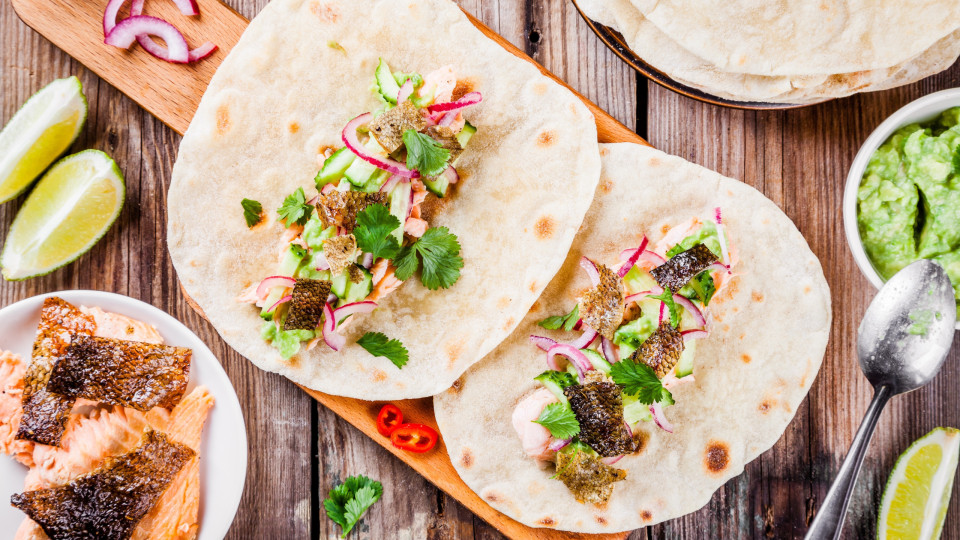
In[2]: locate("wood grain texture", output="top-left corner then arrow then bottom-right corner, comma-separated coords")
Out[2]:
5,0 -> 960,538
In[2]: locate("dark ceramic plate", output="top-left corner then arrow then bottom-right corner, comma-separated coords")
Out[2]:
571,0 -> 825,110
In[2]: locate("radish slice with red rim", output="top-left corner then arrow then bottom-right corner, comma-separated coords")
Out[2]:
256,275 -> 296,298
617,236 -> 648,277
529,335 -> 557,352
105,15 -> 190,63
333,301 -> 378,323
342,113 -> 419,178
397,79 -> 414,103
322,303 -> 345,351
546,343 -> 592,379
579,257 -> 600,286
266,295 -> 292,314
568,326 -> 597,350
426,92 -> 482,113
650,401 -> 674,433
601,336 -> 618,364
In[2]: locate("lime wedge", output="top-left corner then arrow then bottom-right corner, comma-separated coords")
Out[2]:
878,427 -> 960,540
1,150 -> 124,280
0,76 -> 87,204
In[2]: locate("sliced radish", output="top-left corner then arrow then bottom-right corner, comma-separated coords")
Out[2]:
601,337 -> 618,364
568,326 -> 597,350
342,113 -> 419,178
397,79 -> 414,103
529,335 -> 557,352
333,301 -> 378,322
650,401 -> 674,433
426,92 -> 482,113
579,257 -> 600,286
322,303 -> 345,351
256,275 -> 296,298
105,15 -> 190,63
546,343 -> 592,379
617,236 -> 648,277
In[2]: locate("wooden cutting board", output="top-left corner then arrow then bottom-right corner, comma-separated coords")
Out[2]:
10,0 -> 646,537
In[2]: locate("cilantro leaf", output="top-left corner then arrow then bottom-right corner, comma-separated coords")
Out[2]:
392,227 -> 463,290
403,130 -> 450,176
534,402 -> 581,439
648,287 -> 680,328
277,187 -> 312,226
357,332 -> 409,369
241,198 -> 263,228
354,204 -> 402,259
323,475 -> 383,538
610,359 -> 674,405
537,305 -> 580,331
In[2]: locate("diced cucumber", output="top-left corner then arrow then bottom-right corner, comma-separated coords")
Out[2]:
582,349 -> 611,374
315,147 -> 355,189
362,170 -> 390,193
456,121 -> 476,149
674,340 -> 697,378
423,173 -> 449,198
375,58 -> 400,104
344,139 -> 388,188
331,271 -> 348,299
389,181 -> 411,243
534,370 -> 577,402
340,267 -> 373,305
260,245 -> 307,320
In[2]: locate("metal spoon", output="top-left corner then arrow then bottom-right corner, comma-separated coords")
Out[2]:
805,259 -> 956,540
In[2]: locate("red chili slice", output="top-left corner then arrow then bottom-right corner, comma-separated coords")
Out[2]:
376,404 -> 404,437
390,423 -> 439,453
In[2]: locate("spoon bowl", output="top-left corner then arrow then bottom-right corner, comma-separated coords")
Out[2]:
805,259 -> 956,539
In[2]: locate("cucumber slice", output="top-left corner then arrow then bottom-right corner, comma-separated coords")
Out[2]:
674,340 -> 697,378
331,271 -> 348,298
340,267 -> 373,305
344,139 -> 388,188
582,349 -> 612,374
375,58 -> 400,104
315,147 -> 355,188
456,121 -> 476,149
423,173 -> 449,198
389,181 -> 411,244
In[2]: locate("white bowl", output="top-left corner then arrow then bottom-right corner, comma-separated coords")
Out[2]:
843,88 -> 960,328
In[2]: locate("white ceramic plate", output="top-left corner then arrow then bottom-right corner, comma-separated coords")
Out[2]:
0,291 -> 247,539
843,87 -> 960,329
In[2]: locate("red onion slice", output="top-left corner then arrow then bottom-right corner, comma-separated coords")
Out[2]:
130,0 -> 217,62
397,79 -> 414,103
379,174 -> 402,194
361,253 -> 374,269
266,295 -> 292,313
658,302 -> 665,324
620,248 -> 666,267
579,257 -> 600,286
438,111 -> 459,127
705,262 -> 731,274
714,206 -> 730,266
601,337 -> 618,364
426,92 -> 482,113
103,0 -> 127,34
681,329 -> 709,341
601,455 -> 625,465
529,335 -> 557,352
624,286 -> 663,304
333,301 -> 378,322
131,0 -> 199,16
546,343 -> 592,379
256,275 -> 296,297
105,16 -> 190,63
322,303 -> 345,351
342,113 -> 419,178
443,166 -> 459,184
186,41 -> 218,62
568,326 -> 597,350
673,295 -> 707,327
548,438 -> 572,452
623,421 -> 633,437
617,236 -> 648,277
650,402 -> 674,433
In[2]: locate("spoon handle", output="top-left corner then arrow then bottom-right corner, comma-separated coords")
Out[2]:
805,384 -> 893,540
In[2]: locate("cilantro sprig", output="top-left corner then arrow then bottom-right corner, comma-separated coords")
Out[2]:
394,226 -> 463,290
241,198 -> 263,228
277,187 -> 312,226
357,332 -> 409,369
323,475 -> 384,538
354,205 -> 401,260
610,360 -> 674,405
648,287 -> 680,328
534,402 -> 581,439
403,129 -> 450,176
537,305 -> 580,331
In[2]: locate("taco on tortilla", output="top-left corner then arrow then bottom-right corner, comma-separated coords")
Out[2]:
434,143 -> 831,532
167,0 -> 601,400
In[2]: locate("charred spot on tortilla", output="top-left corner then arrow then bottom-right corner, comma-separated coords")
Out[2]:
423,125 -> 464,164
11,430 -> 194,540
283,279 -> 333,331
534,215 -> 555,240
322,234 -> 358,276
633,321 -> 685,379
460,448 -> 474,468
577,262 -> 625,340
537,130 -> 556,148
46,334 -> 191,411
564,382 -> 636,457
536,516 -> 556,527
369,100 -> 426,153
704,441 -> 730,474
650,243 -> 718,291
554,449 -> 626,505
316,192 -> 387,232
17,297 -> 96,447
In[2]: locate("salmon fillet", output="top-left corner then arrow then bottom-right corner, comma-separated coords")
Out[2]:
0,351 -> 33,466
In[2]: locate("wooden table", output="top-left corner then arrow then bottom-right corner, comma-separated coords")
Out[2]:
3,0 -> 960,537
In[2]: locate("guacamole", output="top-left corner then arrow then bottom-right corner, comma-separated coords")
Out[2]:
858,107 -> 960,317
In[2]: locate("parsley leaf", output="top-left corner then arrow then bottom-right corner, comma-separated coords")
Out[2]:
403,130 -> 450,176
277,187 -> 312,226
393,227 -> 463,290
241,198 -> 263,228
610,359 -> 674,405
648,287 -> 680,328
537,305 -> 580,331
354,204 -> 402,259
534,402 -> 581,439
323,475 -> 384,538
357,332 -> 409,369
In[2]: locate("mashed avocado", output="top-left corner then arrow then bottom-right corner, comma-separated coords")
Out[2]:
858,107 -> 960,316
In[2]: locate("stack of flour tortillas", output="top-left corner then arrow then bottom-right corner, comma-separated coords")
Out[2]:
578,0 -> 960,104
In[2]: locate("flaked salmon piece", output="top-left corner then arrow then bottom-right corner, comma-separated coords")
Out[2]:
404,217 -> 428,238
81,307 -> 164,344
368,263 -> 403,303
132,387 -> 215,540
1,351 -> 34,467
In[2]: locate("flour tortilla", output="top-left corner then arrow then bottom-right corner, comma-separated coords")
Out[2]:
632,0 -> 960,77
166,0 -> 601,400
578,0 -> 960,103
434,143 -> 831,532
